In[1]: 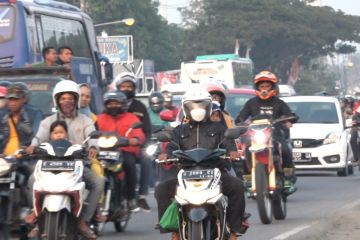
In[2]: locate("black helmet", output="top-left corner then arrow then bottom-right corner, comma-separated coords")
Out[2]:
149,91 -> 164,113
103,91 -> 127,105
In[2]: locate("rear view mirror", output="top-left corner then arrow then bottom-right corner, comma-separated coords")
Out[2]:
89,131 -> 102,139
131,122 -> 143,129
160,110 -> 176,122
154,131 -> 172,142
224,127 -> 247,139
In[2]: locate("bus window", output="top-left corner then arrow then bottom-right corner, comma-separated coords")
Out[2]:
0,5 -> 15,43
38,15 -> 92,58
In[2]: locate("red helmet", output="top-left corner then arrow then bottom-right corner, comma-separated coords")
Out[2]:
254,71 -> 278,100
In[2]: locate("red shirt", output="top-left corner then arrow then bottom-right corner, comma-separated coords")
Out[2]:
354,101 -> 360,114
97,112 -> 145,156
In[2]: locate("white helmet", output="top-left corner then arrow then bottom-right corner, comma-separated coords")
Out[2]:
182,88 -> 212,122
113,72 -> 137,89
52,80 -> 80,109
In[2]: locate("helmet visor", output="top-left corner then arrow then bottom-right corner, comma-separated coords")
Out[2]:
183,100 -> 211,121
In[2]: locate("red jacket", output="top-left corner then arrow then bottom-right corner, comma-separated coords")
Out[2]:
97,112 -> 145,156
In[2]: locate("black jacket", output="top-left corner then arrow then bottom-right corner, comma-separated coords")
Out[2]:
128,98 -> 152,142
166,120 -> 237,157
235,96 -> 292,123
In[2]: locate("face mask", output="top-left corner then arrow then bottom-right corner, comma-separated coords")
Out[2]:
121,90 -> 135,99
190,108 -> 206,122
151,104 -> 163,113
107,107 -> 123,116
259,90 -> 269,98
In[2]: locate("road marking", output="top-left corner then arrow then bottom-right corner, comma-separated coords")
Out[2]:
270,224 -> 314,240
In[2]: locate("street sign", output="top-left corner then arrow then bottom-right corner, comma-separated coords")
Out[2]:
96,35 -> 133,63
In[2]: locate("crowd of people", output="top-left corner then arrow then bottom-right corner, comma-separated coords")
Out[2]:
0,44 -> 300,240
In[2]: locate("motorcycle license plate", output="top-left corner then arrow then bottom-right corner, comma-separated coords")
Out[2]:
293,152 -> 312,162
41,161 -> 75,171
98,151 -> 120,160
182,169 -> 214,180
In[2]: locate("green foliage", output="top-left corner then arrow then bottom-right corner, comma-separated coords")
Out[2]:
295,64 -> 339,95
181,0 -> 360,81
61,0 -> 185,71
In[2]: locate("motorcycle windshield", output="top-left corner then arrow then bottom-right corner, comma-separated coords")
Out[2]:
172,148 -> 226,163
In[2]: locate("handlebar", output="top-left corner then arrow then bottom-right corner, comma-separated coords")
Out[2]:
155,158 -> 179,164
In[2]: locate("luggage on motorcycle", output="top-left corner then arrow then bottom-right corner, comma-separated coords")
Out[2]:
159,200 -> 178,231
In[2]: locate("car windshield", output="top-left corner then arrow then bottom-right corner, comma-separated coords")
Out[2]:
286,101 -> 339,124
226,93 -> 254,118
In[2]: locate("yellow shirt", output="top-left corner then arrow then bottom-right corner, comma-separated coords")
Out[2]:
3,118 -> 20,155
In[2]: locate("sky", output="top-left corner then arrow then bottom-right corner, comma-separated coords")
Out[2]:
158,0 -> 360,24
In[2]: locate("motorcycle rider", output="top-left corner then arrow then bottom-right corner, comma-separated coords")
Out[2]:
114,72 -> 152,212
162,90 -> 180,117
0,83 -> 42,155
155,88 -> 246,240
148,91 -> 169,130
201,79 -> 234,128
235,70 -> 297,192
97,90 -> 146,212
26,80 -> 104,239
0,86 -> 7,110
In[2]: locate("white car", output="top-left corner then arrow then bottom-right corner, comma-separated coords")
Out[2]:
283,96 -> 353,176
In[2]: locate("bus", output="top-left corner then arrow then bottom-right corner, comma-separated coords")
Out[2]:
0,0 -> 112,113
180,54 -> 253,89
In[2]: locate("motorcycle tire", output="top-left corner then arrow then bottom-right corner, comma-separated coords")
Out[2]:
188,221 -> 202,240
42,210 -> 75,240
114,216 -> 130,232
255,164 -> 273,224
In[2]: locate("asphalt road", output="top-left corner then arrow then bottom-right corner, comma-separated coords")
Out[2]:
98,169 -> 360,240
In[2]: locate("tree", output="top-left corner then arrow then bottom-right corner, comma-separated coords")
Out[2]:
61,0 -> 184,71
180,0 -> 360,82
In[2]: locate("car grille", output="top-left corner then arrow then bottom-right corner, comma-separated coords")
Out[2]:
294,157 -> 321,165
292,139 -> 323,148
0,56 -> 14,68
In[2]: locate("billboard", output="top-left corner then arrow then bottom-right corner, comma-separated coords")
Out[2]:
96,35 -> 133,63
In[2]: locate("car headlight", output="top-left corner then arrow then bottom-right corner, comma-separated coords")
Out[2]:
0,158 -> 11,176
323,132 -> 341,145
146,144 -> 158,156
98,136 -> 118,148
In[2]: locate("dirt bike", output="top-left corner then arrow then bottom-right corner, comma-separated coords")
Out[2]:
155,127 -> 244,240
0,150 -> 31,239
89,122 -> 142,234
244,115 -> 297,224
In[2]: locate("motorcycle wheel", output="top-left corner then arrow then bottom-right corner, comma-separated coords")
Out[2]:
255,164 -> 273,224
188,221 -> 202,240
273,179 -> 287,221
42,210 -> 74,240
114,216 -> 130,232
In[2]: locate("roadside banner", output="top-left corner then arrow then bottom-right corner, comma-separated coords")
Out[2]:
96,35 -> 133,63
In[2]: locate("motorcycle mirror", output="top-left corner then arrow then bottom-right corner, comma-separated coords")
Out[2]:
131,122 -> 143,129
154,130 -> 173,142
224,127 -> 247,140
89,131 -> 102,139
160,109 -> 176,122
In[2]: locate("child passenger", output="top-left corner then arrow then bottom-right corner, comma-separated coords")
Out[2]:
49,120 -> 69,141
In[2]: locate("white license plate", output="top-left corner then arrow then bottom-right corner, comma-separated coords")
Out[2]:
182,169 -> 214,180
293,152 -> 312,162
98,151 -> 120,160
41,161 -> 75,171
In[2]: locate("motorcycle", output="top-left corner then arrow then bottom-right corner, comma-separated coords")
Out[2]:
155,127 -> 244,240
243,114 -> 297,224
32,139 -> 87,239
90,122 -> 142,234
0,150 -> 31,239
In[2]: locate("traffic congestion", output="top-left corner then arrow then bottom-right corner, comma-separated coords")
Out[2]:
1,0 -> 360,240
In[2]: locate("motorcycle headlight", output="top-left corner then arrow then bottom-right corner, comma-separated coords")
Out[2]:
323,132 -> 341,145
146,144 -> 158,156
254,131 -> 267,144
98,136 -> 118,148
0,158 -> 11,176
